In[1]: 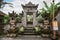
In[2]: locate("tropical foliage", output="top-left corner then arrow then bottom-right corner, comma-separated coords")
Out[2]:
0,0 -> 3,8
4,14 -> 9,24
15,14 -> 22,23
27,15 -> 33,22
18,26 -> 25,33
34,25 -> 42,33
40,1 -> 60,21
37,15 -> 44,23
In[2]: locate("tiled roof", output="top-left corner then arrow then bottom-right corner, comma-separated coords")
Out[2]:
22,2 -> 38,7
0,11 -> 5,16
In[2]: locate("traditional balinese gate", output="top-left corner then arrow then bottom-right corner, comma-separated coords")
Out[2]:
21,2 -> 39,34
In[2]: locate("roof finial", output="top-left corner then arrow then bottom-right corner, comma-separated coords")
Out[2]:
53,0 -> 54,3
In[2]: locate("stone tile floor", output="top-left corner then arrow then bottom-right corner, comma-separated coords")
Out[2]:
0,35 -> 51,40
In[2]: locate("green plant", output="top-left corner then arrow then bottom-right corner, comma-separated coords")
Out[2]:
40,1 -> 60,21
15,14 -> 22,23
34,25 -> 42,34
37,15 -> 44,23
0,0 -> 3,8
18,26 -> 25,33
27,15 -> 33,22
4,14 -> 9,24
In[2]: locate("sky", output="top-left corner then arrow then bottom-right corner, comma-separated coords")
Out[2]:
0,0 -> 60,14
4,0 -> 13,2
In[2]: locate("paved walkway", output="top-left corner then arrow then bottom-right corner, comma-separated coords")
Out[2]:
0,35 -> 51,40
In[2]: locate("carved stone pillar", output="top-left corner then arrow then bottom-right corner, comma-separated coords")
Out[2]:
22,12 -> 27,27
33,12 -> 37,27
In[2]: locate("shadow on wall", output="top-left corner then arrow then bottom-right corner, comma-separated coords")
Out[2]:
56,13 -> 60,27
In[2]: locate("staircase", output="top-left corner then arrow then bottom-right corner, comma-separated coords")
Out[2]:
24,27 -> 34,35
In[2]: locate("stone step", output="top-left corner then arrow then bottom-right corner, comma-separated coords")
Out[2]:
23,33 -> 35,35
24,27 -> 35,35
23,27 -> 35,35
25,27 -> 34,29
24,30 -> 34,33
25,28 -> 34,30
27,25 -> 33,27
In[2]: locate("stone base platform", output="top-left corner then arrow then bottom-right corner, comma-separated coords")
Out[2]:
0,35 -> 51,40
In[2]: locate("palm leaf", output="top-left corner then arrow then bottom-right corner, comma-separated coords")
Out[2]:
49,3 -> 54,13
54,2 -> 60,11
43,1 -> 49,9
40,8 -> 46,14
55,2 -> 60,6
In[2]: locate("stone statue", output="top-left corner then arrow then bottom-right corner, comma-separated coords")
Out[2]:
7,18 -> 17,37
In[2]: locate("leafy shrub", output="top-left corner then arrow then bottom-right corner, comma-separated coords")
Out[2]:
18,26 -> 25,33
34,25 -> 42,34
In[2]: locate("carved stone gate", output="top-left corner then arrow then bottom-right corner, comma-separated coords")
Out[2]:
22,2 -> 38,27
